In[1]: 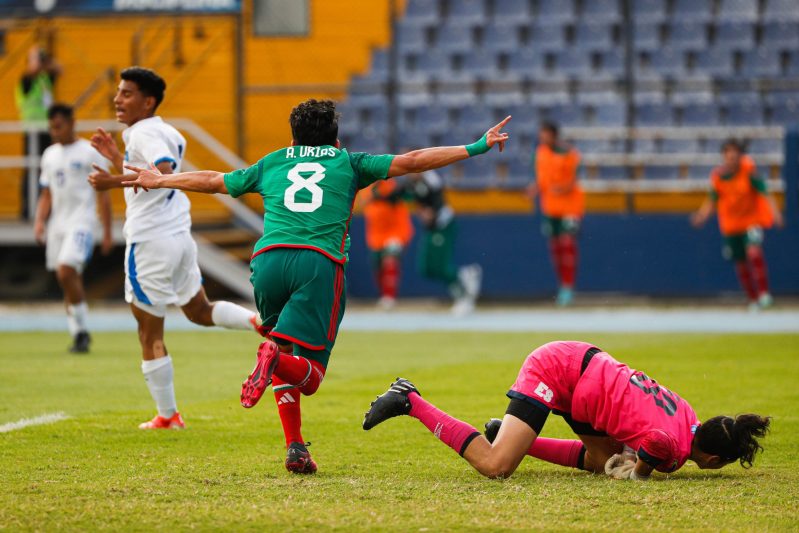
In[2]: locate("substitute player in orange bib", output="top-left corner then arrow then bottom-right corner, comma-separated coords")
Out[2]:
692,139 -> 784,310
528,122 -> 583,306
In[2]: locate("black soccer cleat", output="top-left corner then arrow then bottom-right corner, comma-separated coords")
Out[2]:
362,378 -> 419,431
484,418 -> 502,443
69,331 -> 91,354
285,442 -> 317,474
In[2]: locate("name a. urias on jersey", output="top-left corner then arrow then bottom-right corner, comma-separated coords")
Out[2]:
287,146 -> 338,159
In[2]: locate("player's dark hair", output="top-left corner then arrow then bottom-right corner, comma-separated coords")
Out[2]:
47,103 -> 74,121
289,99 -> 339,147
120,66 -> 166,110
721,138 -> 746,154
540,121 -> 559,138
695,414 -> 770,468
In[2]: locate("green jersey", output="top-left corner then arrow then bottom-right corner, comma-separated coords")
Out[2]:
224,146 -> 394,264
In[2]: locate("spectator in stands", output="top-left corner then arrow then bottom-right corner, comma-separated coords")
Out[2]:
528,122 -> 583,307
691,139 -> 784,311
400,169 -> 482,316
362,180 -> 414,309
15,45 -> 60,218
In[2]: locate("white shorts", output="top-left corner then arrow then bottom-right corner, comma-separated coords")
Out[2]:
46,226 -> 94,273
124,232 -> 203,317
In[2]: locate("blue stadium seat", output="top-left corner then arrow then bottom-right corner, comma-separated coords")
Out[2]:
633,138 -> 658,152
545,104 -> 584,126
435,24 -> 475,52
598,49 -> 624,77
460,157 -> 495,189
765,90 -> 798,107
634,102 -> 675,126
448,0 -> 488,25
576,90 -> 621,105
644,166 -> 681,179
784,50 -> 799,77
415,50 -> 452,79
409,104 -> 450,134
680,103 -> 720,125
461,49 -> 500,79
631,0 -> 667,23
454,105 -> 495,134
497,104 -> 539,130
768,100 -> 799,125
687,165 -> 716,179
725,103 -> 765,125
555,48 -> 593,77
672,0 -> 713,22
634,22 -> 662,51
336,107 -> 362,137
580,0 -> 621,23
694,48 -> 735,77
666,21 -> 708,50
574,22 -> 616,51
404,0 -> 442,24
537,0 -> 576,23
598,166 -> 629,179
717,0 -> 759,22
506,48 -> 547,78
761,22 -> 799,49
717,90 -> 761,106
671,89 -> 714,105
647,48 -> 687,77
506,159 -> 533,187
594,102 -> 627,126
397,128 -> 434,150
739,49 -> 782,78
396,23 -> 429,54
348,135 -> 388,154
483,89 -> 526,106
492,0 -> 532,24
748,138 -> 782,153
763,0 -> 799,22
482,22 -> 521,53
530,23 -> 567,51
714,21 -> 756,50
573,139 -> 614,153
661,139 -> 700,153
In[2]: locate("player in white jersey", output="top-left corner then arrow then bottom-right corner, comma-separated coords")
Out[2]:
33,103 -> 113,353
87,67 -> 261,430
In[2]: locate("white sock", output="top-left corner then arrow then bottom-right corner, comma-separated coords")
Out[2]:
141,356 -> 177,419
66,301 -> 89,336
211,301 -> 256,331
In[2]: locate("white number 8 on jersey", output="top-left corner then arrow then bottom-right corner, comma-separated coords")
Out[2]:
284,162 -> 326,212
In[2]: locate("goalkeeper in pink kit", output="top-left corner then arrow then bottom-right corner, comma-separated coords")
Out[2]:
363,341 -> 770,480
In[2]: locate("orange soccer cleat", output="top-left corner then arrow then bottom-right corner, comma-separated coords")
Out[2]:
138,412 -> 185,430
241,340 -> 280,408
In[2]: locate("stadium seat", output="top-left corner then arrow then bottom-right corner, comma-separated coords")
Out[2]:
459,157 -> 495,189
594,102 -> 627,126
536,0 -> 576,23
396,23 -> 429,54
580,0 -> 621,24
409,104 -> 450,134
404,0 -> 443,24
598,49 -> 625,77
671,89 -> 714,105
505,159 -> 533,189
530,23 -> 567,52
506,48 -> 547,78
717,0 -> 759,22
598,165 -> 630,179
574,22 -> 616,51
545,104 -> 584,126
573,139 -> 615,153
761,22 -> 799,50
680,103 -> 720,125
784,50 -> 799,77
716,90 -> 761,106
768,100 -> 799,125
694,47 -> 735,77
748,138 -> 782,153
481,22 -> 521,52
633,138 -> 658,152
726,103 -> 766,125
483,88 -> 526,106
447,0 -> 488,26
460,49 -> 500,79
714,21 -> 756,50
687,165 -> 716,179
576,90 -> 621,105
492,0 -> 532,24
672,0 -> 713,22
666,21 -> 708,51
633,22 -> 663,51
643,166 -> 681,179
415,50 -> 452,79
738,49 -> 782,78
555,48 -> 593,77
647,48 -> 687,77
397,128 -> 434,150
763,0 -> 799,22
454,105 -> 495,135
661,139 -> 700,153
631,0 -> 667,23
634,102 -> 675,126
765,90 -> 798,107
435,23 -> 475,52
497,104 -> 539,130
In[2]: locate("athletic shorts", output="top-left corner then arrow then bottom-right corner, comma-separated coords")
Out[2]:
124,231 -> 202,317
723,226 -> 763,262
506,341 -> 605,435
46,225 -> 94,273
541,216 -> 581,238
249,248 -> 346,368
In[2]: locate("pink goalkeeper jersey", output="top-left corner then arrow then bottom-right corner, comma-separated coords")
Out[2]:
571,352 -> 701,472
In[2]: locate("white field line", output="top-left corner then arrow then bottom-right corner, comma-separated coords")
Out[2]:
0,412 -> 70,433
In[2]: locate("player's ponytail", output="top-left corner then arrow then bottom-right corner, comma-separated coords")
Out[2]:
695,414 -> 771,468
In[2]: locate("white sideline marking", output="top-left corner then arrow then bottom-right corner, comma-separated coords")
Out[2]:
0,412 -> 69,433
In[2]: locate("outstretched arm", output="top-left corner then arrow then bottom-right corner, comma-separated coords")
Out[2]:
765,194 -> 785,228
123,164 -> 228,194
387,116 -> 511,177
691,196 -> 715,228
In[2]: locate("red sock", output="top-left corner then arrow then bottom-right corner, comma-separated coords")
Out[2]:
272,377 -> 303,447
559,236 -> 577,288
746,247 -> 770,296
408,392 -> 480,456
273,354 -> 326,395
548,239 -> 563,285
527,437 -> 585,469
380,255 -> 400,298
734,261 -> 758,301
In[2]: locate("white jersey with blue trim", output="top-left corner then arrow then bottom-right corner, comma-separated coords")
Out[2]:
121,116 -> 191,243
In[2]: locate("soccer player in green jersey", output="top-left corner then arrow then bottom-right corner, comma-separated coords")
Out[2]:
123,99 -> 511,474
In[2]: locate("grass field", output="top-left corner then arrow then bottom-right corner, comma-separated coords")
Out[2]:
1,330 -> 798,531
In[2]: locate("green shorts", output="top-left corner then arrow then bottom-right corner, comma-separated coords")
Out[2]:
249,248 -> 346,368
542,216 -> 581,238
723,227 -> 764,262
418,221 -> 458,285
